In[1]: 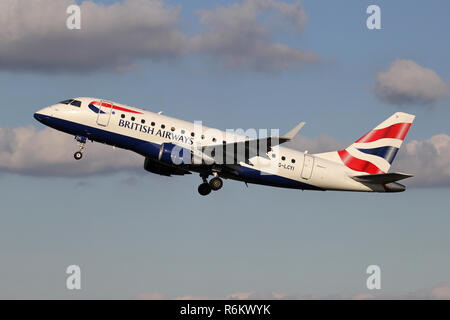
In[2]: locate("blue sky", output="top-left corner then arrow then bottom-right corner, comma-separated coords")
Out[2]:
0,0 -> 449,299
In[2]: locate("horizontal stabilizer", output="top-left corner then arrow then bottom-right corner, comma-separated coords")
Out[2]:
351,172 -> 413,184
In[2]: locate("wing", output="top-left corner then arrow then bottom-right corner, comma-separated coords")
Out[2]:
202,122 -> 305,165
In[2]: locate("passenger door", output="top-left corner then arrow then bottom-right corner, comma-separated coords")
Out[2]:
301,154 -> 314,180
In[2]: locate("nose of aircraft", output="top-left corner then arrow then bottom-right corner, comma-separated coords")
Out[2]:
33,111 -> 43,122
33,106 -> 52,124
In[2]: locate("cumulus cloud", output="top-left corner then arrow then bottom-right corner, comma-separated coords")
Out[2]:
190,0 -> 320,72
0,0 -> 319,73
288,133 -> 450,188
285,134 -> 347,154
135,292 -> 168,300
375,59 -> 449,106
0,126 -> 141,176
355,283 -> 450,300
391,134 -> 450,187
135,283 -> 450,300
2,125 -> 449,188
0,0 -> 186,72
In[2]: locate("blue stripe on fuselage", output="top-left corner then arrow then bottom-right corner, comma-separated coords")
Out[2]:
88,104 -> 106,114
34,115 -> 321,190
231,165 -> 323,190
357,146 -> 399,164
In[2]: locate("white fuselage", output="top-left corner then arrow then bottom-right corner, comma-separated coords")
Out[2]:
34,97 -> 387,192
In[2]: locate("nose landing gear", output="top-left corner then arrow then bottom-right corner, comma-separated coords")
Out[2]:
74,136 -> 87,161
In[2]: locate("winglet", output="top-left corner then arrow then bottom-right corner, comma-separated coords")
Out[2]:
281,122 -> 305,141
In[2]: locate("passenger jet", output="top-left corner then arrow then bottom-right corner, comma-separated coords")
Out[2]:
34,98 -> 415,195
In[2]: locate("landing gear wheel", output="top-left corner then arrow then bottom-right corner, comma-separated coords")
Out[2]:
74,136 -> 87,161
198,183 -> 212,196
209,177 -> 223,191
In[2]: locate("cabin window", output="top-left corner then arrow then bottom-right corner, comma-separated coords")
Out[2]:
121,114 -> 125,119
201,135 -> 205,140
272,154 -> 276,158
161,124 -> 165,129
181,130 -> 185,134
131,117 -> 135,121
281,156 -> 286,161
191,132 -> 195,137
141,119 -> 145,124
212,138 -> 217,142
151,122 -> 155,126
291,159 -> 296,163
70,100 -> 82,107
171,127 -> 175,132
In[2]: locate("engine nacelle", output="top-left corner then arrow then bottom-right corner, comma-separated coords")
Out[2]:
156,143 -> 216,165
144,156 -> 191,176
157,143 -> 192,165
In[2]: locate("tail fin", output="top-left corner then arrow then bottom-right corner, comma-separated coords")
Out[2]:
337,112 -> 415,174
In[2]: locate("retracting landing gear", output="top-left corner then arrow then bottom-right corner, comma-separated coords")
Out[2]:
198,174 -> 211,196
198,183 -> 211,196
209,177 -> 223,191
74,135 -> 87,160
197,172 -> 223,196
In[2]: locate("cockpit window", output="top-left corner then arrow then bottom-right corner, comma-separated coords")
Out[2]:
70,100 -> 82,107
59,99 -> 74,105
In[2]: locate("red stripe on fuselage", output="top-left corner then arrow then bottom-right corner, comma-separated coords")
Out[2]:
337,150 -> 384,175
355,123 -> 411,143
91,101 -> 143,114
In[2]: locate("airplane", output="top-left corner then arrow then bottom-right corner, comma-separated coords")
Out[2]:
34,97 -> 415,196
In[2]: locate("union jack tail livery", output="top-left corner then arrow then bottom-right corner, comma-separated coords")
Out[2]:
337,112 -> 415,175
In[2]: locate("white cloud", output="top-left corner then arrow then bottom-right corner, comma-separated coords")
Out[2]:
190,0 -> 320,72
135,292 -> 168,300
288,133 -> 450,188
375,59 -> 449,106
0,0 -> 186,72
431,284 -> 450,299
359,283 -> 450,300
135,283 -> 450,300
0,0 -> 320,73
2,125 -> 449,188
285,134 -> 347,154
0,126 -> 141,176
391,134 -> 450,187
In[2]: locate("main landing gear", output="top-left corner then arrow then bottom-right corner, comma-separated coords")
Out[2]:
198,173 -> 223,196
74,135 -> 87,161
